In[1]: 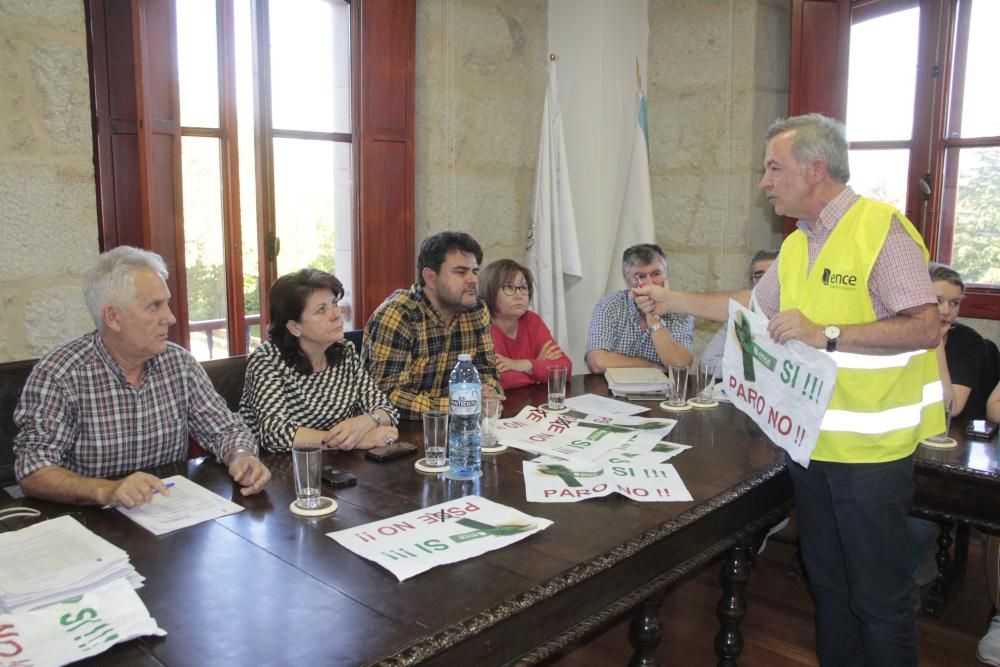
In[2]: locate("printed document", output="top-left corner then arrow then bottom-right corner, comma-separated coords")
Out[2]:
115,475 -> 244,535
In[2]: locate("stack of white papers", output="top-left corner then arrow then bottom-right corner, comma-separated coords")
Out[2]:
604,367 -> 671,396
0,515 -> 143,612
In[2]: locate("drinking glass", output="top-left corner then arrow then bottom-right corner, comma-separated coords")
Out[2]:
422,411 -> 449,467
691,361 -> 718,405
926,398 -> 953,444
666,365 -> 689,408
547,366 -> 568,410
481,396 -> 502,448
291,445 -> 322,510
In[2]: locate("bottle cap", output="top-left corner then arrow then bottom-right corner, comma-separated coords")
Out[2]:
458,353 -> 472,361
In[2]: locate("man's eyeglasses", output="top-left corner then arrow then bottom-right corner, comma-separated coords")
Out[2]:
750,270 -> 767,284
501,284 -> 530,296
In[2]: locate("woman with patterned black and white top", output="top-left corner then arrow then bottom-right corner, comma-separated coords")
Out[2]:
240,269 -> 398,452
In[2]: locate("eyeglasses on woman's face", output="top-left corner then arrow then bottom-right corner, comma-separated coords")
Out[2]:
500,283 -> 530,296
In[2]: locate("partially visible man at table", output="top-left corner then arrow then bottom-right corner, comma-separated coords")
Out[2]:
635,113 -> 941,665
701,248 -> 778,371
585,243 -> 693,373
14,246 -> 271,508
363,231 -> 502,420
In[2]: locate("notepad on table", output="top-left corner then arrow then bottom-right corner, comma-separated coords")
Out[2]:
604,367 -> 671,396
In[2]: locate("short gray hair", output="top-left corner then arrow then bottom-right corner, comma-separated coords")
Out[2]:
83,246 -> 169,327
621,243 -> 668,282
766,113 -> 851,184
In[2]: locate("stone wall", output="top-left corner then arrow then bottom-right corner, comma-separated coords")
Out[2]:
0,0 -> 98,363
414,0 -> 547,265
648,0 -> 791,351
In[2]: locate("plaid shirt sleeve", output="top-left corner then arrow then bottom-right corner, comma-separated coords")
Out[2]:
13,365 -> 79,480
869,216 -> 936,315
184,356 -> 258,461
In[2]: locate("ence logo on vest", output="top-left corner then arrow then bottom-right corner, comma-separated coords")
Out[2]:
821,267 -> 858,289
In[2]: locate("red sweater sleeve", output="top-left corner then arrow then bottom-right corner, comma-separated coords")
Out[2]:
521,311 -> 572,383
492,312 -> 573,391
491,324 -> 535,390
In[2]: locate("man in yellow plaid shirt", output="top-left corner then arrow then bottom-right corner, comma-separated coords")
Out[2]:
363,231 -> 503,420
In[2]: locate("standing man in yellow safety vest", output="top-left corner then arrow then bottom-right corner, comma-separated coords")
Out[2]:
634,113 -> 943,666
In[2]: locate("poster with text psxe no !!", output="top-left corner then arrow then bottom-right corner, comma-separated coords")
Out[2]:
722,301 -> 837,467
328,496 -> 552,581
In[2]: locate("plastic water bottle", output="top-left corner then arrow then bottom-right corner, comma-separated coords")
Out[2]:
447,354 -> 482,479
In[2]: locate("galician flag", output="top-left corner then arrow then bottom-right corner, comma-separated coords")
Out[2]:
605,87 -> 656,294
527,59 -> 582,349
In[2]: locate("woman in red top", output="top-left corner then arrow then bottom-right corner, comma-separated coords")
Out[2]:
479,259 -> 572,391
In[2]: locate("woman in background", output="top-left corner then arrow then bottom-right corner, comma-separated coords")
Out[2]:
479,259 -> 571,391
240,268 -> 398,452
930,263 -> 996,419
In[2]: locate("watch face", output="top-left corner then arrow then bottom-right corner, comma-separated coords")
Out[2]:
824,325 -> 840,340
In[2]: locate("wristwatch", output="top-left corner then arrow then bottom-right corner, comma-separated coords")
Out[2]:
368,411 -> 381,427
823,325 -> 841,352
648,318 -> 666,334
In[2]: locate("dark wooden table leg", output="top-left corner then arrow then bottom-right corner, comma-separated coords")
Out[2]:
628,590 -> 666,667
715,541 -> 752,666
925,521 -> 954,617
954,523 -> 970,573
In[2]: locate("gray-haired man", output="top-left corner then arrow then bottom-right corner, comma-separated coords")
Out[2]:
584,243 -> 694,373
14,246 -> 270,508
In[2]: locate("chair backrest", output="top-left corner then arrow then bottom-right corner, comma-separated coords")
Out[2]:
0,360 -> 38,486
201,355 -> 249,413
344,329 -> 364,352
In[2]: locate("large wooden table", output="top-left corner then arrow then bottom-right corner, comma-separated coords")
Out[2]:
912,416 -> 1000,615
3,376 -> 794,666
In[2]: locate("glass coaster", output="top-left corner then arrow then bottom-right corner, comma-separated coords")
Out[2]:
659,400 -> 693,412
414,458 -> 449,473
482,443 -> 508,454
919,436 -> 957,449
542,404 -> 569,412
289,497 -> 337,516
688,398 -> 719,409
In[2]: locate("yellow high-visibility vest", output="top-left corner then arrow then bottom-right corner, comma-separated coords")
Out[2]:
779,197 -> 944,463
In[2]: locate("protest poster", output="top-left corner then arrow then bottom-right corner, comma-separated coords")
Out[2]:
523,461 -> 692,503
496,406 -> 677,463
328,496 -> 552,581
722,300 -> 837,466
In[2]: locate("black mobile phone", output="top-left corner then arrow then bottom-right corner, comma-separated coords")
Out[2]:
321,466 -> 357,489
966,420 -> 999,439
364,440 -> 419,462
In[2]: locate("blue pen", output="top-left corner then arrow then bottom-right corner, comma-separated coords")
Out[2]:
102,481 -> 176,509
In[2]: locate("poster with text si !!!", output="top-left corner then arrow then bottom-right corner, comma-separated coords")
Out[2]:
722,301 -> 837,467
523,460 -> 692,503
328,496 -> 552,581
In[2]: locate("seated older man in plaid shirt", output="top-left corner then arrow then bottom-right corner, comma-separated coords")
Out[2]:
14,246 -> 270,509
363,231 -> 502,420
585,243 -> 694,373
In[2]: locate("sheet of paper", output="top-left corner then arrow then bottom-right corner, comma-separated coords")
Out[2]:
0,578 -> 165,666
115,475 -> 244,535
564,393 -> 649,416
0,516 -> 139,612
497,406 -> 677,464
329,496 -> 552,581
523,460 -> 693,503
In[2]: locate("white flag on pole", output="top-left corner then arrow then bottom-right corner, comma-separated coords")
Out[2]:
527,59 -> 582,349
605,89 -> 655,294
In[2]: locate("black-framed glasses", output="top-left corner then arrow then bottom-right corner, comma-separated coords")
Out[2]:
500,284 -> 530,296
